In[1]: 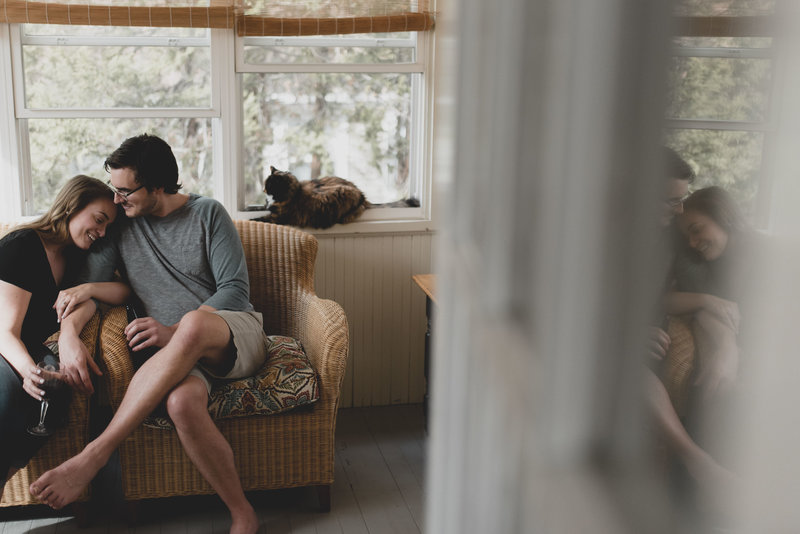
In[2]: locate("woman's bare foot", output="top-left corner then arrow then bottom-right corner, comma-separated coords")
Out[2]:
29,449 -> 105,509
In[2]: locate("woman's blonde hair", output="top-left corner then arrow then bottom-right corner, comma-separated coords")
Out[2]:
18,175 -> 114,245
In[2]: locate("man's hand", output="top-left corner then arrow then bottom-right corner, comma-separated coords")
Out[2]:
124,317 -> 176,352
57,329 -> 102,394
646,327 -> 671,361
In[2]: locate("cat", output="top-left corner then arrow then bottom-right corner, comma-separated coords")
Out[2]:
252,166 -> 419,229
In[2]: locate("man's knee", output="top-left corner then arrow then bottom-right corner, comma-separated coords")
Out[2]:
165,378 -> 209,429
174,310 -> 230,351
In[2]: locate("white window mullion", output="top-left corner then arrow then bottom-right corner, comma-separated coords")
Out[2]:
211,27 -> 240,212
20,35 -> 209,47
235,61 -> 423,75
664,118 -> 770,131
0,24 -> 22,222
17,108 -> 219,119
16,118 -> 33,217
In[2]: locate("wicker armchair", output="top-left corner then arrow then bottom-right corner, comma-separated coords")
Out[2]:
98,220 -> 349,512
662,315 -> 696,418
0,223 -> 98,518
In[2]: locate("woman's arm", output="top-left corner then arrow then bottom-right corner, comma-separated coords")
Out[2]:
663,291 -> 739,326
54,281 -> 131,322
0,280 -> 49,401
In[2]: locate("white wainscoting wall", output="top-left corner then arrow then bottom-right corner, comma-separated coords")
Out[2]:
312,231 -> 434,408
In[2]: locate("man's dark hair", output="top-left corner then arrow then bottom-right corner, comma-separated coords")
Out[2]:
664,146 -> 695,184
104,133 -> 182,194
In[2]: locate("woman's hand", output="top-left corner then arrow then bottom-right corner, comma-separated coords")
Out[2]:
53,282 -> 131,322
53,284 -> 94,322
21,361 -> 47,401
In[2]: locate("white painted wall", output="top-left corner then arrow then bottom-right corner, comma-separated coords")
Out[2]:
314,232 -> 433,408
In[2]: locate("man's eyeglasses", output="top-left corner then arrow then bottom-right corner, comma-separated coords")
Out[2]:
665,194 -> 690,208
107,181 -> 144,199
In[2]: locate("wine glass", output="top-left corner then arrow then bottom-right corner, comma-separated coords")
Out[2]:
27,360 -> 64,437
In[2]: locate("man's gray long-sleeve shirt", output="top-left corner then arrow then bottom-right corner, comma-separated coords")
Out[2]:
83,194 -> 254,326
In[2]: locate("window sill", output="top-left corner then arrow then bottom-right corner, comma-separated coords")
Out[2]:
233,208 -> 436,236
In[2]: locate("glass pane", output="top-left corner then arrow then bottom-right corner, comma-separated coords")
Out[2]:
23,23 -> 208,38
243,34 -> 414,64
27,118 -> 214,214
673,0 -> 774,16
23,45 -> 211,109
242,72 -> 414,208
663,129 -> 762,217
672,36 -> 772,48
666,56 -> 771,122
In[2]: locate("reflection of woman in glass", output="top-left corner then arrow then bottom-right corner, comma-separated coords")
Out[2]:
659,186 -> 755,496
0,176 -> 127,499
669,186 -> 755,400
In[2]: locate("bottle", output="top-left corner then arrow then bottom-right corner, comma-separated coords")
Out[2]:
125,303 -> 159,370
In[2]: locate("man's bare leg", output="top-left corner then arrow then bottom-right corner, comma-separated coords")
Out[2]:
166,376 -> 258,534
30,310 -> 232,509
692,308 -> 740,401
645,369 -> 735,487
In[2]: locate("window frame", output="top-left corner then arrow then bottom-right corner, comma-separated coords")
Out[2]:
1,22 -> 436,234
665,40 -> 776,228
233,31 -> 431,227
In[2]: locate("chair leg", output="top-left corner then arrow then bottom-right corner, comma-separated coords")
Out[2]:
71,501 -> 90,527
315,485 -> 331,512
123,500 -> 140,525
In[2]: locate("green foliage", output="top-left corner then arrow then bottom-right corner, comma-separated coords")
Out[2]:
22,31 -> 414,210
28,117 -> 213,214
241,41 -> 413,205
665,30 -> 772,219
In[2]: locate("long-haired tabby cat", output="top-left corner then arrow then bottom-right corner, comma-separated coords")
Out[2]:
252,166 -> 419,229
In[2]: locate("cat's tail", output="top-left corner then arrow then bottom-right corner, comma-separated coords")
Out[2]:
366,197 -> 420,209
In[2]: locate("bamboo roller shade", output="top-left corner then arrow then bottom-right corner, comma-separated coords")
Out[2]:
0,0 -> 436,35
674,15 -> 773,38
0,1 -> 235,28
0,2 -> 772,38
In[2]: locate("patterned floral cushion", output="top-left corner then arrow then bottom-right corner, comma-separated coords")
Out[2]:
144,336 -> 319,430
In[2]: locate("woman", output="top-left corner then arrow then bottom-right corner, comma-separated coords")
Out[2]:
0,175 -> 129,497
656,186 -> 754,504
668,186 -> 756,396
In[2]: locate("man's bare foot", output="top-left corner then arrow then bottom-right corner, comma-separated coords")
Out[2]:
29,450 -> 105,509
230,505 -> 260,534
684,450 -> 740,523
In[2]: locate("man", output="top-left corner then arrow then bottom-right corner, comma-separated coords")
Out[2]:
646,147 -> 737,493
30,134 -> 265,534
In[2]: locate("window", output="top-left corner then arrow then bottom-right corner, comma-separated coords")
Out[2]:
5,21 -> 432,227
12,24 -> 217,216
237,32 -> 427,215
665,32 -> 774,224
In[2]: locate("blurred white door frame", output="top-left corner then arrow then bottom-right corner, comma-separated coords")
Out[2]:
427,0 -> 800,532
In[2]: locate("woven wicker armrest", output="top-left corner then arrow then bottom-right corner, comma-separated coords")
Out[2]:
295,292 -> 349,404
97,306 -> 135,411
662,315 -> 696,417
1,311 -> 101,508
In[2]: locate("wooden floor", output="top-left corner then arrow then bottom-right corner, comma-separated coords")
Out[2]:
0,404 -> 427,534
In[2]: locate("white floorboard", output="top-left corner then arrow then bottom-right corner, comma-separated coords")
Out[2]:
0,405 -> 426,534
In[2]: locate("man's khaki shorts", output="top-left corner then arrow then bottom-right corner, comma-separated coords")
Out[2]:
188,309 -> 268,394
